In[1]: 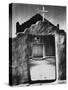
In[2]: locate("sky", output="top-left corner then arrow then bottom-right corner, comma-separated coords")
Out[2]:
9,3 -> 66,38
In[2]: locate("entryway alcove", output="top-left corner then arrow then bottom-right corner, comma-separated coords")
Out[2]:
27,34 -> 56,83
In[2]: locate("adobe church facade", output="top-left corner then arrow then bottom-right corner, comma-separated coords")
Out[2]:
10,14 -> 66,85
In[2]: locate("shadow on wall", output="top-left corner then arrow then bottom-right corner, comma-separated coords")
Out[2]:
58,35 -> 66,80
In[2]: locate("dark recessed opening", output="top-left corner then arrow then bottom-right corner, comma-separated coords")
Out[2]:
29,35 -> 55,58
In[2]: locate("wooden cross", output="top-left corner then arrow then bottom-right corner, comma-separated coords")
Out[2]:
36,6 -> 48,21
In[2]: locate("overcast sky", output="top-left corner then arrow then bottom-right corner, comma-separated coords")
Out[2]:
10,3 -> 66,38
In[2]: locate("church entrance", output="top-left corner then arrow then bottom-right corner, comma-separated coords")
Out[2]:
28,35 -> 56,83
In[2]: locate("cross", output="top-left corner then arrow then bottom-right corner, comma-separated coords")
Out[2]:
36,6 -> 48,21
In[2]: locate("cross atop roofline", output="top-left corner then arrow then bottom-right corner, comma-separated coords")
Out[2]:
36,6 -> 48,21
